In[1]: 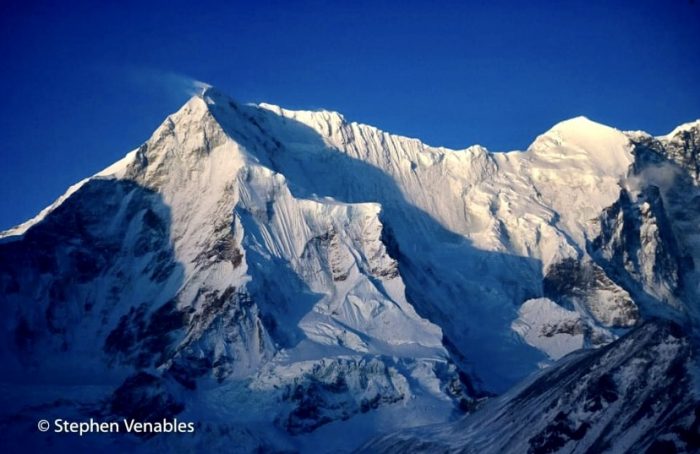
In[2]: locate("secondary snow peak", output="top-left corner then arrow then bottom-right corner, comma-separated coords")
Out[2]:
527,114 -> 633,176
535,115 -> 625,147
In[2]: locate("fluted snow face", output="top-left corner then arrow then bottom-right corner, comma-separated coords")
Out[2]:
248,102 -> 644,371
258,107 -> 633,262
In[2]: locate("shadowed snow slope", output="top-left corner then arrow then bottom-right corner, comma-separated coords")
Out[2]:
363,320 -> 699,454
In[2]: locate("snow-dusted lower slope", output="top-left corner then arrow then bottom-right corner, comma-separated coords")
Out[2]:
1,86 -> 698,452
363,320 -> 700,454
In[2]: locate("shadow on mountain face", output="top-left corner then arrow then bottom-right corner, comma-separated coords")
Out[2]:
207,98 -> 545,393
362,319 -> 700,454
0,178 -> 186,381
0,178 -> 193,452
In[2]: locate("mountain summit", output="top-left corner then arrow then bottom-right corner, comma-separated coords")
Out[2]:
1,88 -> 698,453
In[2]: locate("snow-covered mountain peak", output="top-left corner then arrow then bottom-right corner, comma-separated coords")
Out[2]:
196,84 -> 236,105
532,115 -> 627,150
527,115 -> 633,175
176,89 -> 213,115
550,114 -> 597,127
2,85 -> 700,452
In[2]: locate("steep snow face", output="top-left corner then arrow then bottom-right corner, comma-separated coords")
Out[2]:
256,108 -> 633,258
236,166 -> 444,356
244,101 -> 642,383
365,320 -> 700,454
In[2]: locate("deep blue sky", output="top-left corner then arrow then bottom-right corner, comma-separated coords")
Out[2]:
1,0 -> 699,230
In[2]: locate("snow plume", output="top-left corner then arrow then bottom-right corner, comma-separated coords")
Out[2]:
125,67 -> 211,99
626,161 -> 682,195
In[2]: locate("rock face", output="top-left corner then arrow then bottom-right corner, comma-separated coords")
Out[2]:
591,186 -> 684,308
0,87 -> 698,452
543,258 -> 638,328
654,121 -> 700,184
